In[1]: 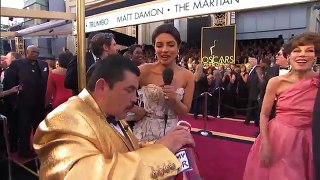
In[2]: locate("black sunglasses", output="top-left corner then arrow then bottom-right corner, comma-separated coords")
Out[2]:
105,33 -> 114,40
276,52 -> 283,56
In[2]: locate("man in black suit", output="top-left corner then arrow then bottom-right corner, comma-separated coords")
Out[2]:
4,45 -> 49,157
244,57 -> 261,126
1,51 -> 22,152
264,48 -> 290,83
64,33 -> 117,95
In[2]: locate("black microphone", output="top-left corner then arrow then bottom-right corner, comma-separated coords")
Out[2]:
162,68 -> 174,135
162,68 -> 174,85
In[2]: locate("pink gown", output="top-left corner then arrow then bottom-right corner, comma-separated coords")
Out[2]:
244,78 -> 318,180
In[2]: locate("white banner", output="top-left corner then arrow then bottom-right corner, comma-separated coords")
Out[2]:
75,0 -> 315,34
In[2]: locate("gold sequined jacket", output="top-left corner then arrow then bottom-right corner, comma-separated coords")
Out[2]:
33,89 -> 180,180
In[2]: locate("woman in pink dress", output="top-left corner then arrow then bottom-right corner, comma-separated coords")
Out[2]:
46,52 -> 73,109
244,32 -> 320,180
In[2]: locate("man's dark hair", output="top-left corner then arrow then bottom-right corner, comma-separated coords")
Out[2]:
127,44 -> 143,55
143,45 -> 155,55
281,47 -> 288,59
87,55 -> 140,91
90,33 -> 115,58
58,52 -> 73,68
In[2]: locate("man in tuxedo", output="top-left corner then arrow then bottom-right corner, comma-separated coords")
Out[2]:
64,33 -> 118,95
4,45 -> 49,157
265,47 -> 290,79
244,57 -> 260,126
259,47 -> 289,120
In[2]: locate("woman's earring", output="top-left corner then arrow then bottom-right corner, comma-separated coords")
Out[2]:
311,60 -> 317,70
287,58 -> 292,71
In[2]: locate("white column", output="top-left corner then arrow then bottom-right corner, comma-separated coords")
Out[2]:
174,18 -> 187,42
66,36 -> 76,54
179,18 -> 188,42
174,19 -> 180,31
307,5 -> 320,32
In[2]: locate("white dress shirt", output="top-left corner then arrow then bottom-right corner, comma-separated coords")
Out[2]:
249,65 -> 257,76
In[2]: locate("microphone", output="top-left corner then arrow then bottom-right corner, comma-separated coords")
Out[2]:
162,68 -> 174,135
162,68 -> 174,85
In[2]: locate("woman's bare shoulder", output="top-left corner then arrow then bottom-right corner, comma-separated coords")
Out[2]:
139,63 -> 156,74
52,68 -> 65,74
268,76 -> 282,89
177,66 -> 194,85
177,65 -> 192,74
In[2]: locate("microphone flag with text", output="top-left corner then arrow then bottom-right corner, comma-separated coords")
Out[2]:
175,121 -> 203,180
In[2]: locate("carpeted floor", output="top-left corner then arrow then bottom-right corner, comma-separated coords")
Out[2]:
184,115 -> 258,137
191,132 -> 252,180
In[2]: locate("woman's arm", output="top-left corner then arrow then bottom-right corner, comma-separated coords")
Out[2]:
260,77 -> 278,145
207,75 -> 213,86
45,71 -> 55,106
230,74 -> 236,84
0,86 -> 19,98
170,70 -> 195,117
126,64 -> 150,121
259,77 -> 279,167
242,73 -> 248,83
128,105 -> 147,121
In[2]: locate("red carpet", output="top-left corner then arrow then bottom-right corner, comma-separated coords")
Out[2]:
192,134 -> 252,180
185,114 -> 255,179
183,115 -> 258,137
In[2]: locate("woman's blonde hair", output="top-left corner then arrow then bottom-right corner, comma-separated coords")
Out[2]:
213,69 -> 222,80
194,64 -> 204,81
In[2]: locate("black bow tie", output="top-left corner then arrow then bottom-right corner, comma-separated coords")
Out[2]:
106,116 -> 117,126
280,67 -> 290,70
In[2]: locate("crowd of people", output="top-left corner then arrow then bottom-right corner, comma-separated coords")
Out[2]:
0,23 -> 319,179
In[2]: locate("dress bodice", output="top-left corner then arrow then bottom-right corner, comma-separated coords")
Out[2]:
139,84 -> 184,117
275,78 -> 318,128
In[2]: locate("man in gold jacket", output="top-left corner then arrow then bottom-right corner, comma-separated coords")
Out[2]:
33,55 -> 195,180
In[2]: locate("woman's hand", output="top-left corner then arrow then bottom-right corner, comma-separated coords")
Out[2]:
231,74 -> 236,81
162,85 -> 178,102
130,106 -> 147,121
260,142 -> 273,167
9,85 -> 20,94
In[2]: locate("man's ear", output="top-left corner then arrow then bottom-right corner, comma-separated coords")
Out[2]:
95,78 -> 108,93
103,44 -> 110,53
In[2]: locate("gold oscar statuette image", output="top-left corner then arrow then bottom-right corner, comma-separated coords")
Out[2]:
210,40 -> 218,56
